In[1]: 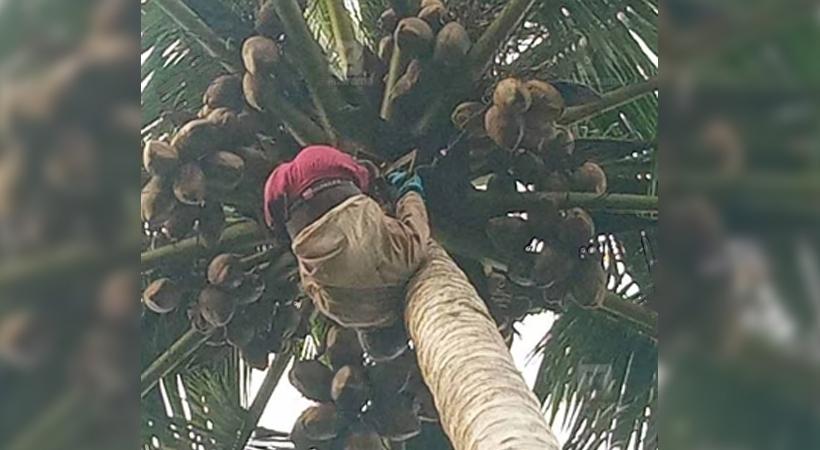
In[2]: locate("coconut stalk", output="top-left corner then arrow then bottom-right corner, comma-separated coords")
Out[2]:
273,0 -> 348,137
256,75 -> 330,145
153,0 -> 240,72
602,294 -> 658,339
322,0 -> 361,78
405,242 -> 560,449
380,45 -> 404,120
560,76 -> 659,125
141,327 -> 215,398
467,0 -> 539,80
141,221 -> 267,270
469,192 -> 659,218
231,351 -> 294,450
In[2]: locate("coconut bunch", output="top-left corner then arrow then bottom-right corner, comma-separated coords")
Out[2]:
141,252 -> 308,369
483,193 -> 607,310
454,78 -> 609,194
377,1 -> 472,122
289,326 -> 436,449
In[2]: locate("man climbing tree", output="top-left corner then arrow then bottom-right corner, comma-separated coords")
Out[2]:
263,144 -> 428,360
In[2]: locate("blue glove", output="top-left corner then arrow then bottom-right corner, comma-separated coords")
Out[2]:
387,171 -> 424,198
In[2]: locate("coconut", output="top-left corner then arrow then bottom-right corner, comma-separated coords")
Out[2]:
370,395 -> 421,441
202,151 -> 245,194
536,170 -> 569,193
434,22 -> 470,67
525,80 -> 565,122
343,428 -> 386,450
255,0 -> 284,38
569,258 -> 607,309
242,72 -> 272,112
570,161 -> 607,195
356,321 -> 409,362
394,17 -> 434,57
485,105 -> 524,150
522,117 -> 556,152
298,403 -> 340,442
485,171 -> 517,196
162,204 -> 198,240
171,119 -> 222,161
418,3 -> 448,32
143,278 -> 184,314
234,146 -> 274,181
325,326 -> 363,370
242,338 -> 271,369
377,36 -> 394,64
558,207 -> 595,251
226,316 -> 256,349
451,101 -> 485,135
542,127 -> 575,169
493,78 -> 532,113
390,59 -> 423,102
531,243 -> 576,288
486,216 -> 533,255
511,149 -> 548,184
242,36 -> 280,76
366,352 -> 414,395
198,201 -> 226,248
331,365 -> 369,412
235,274 -> 266,305
173,162 -> 206,205
142,140 -> 179,177
198,287 -> 236,327
207,253 -> 244,289
140,177 -> 175,226
290,359 -> 334,402
235,110 -> 263,145
291,418 -> 333,450
203,75 -> 244,112
206,107 -> 241,138
378,8 -> 398,34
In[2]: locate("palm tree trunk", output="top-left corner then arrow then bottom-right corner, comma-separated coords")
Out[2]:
405,242 -> 560,450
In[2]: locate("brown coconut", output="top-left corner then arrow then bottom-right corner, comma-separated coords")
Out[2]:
242,72 -> 272,112
143,278 -> 184,314
493,78 -> 532,113
198,287 -> 236,327
558,207 -> 596,251
171,119 -> 222,161
484,105 -> 524,150
242,36 -> 280,76
173,162 -> 207,205
451,101 -> 485,135
418,3 -> 448,32
141,177 -> 175,226
377,36 -> 395,64
203,75 -> 244,112
369,395 -> 421,442
162,204 -> 198,240
325,326 -> 363,370
433,22 -> 470,67
235,274 -> 265,305
569,258 -> 607,309
394,17 -> 434,57
378,8 -> 398,34
255,0 -> 284,39
331,365 -> 369,412
570,161 -> 607,195
207,253 -> 244,289
142,140 -> 179,177
289,359 -> 334,402
297,403 -> 340,442
202,151 -> 245,194
525,80 -> 565,122
531,243 -> 576,288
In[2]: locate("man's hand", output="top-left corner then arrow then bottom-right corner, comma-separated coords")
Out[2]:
387,171 -> 424,198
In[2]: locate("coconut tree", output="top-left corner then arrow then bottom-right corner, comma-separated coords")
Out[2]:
135,0 -> 660,449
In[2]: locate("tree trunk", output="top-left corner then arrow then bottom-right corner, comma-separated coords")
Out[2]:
405,242 -> 560,450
